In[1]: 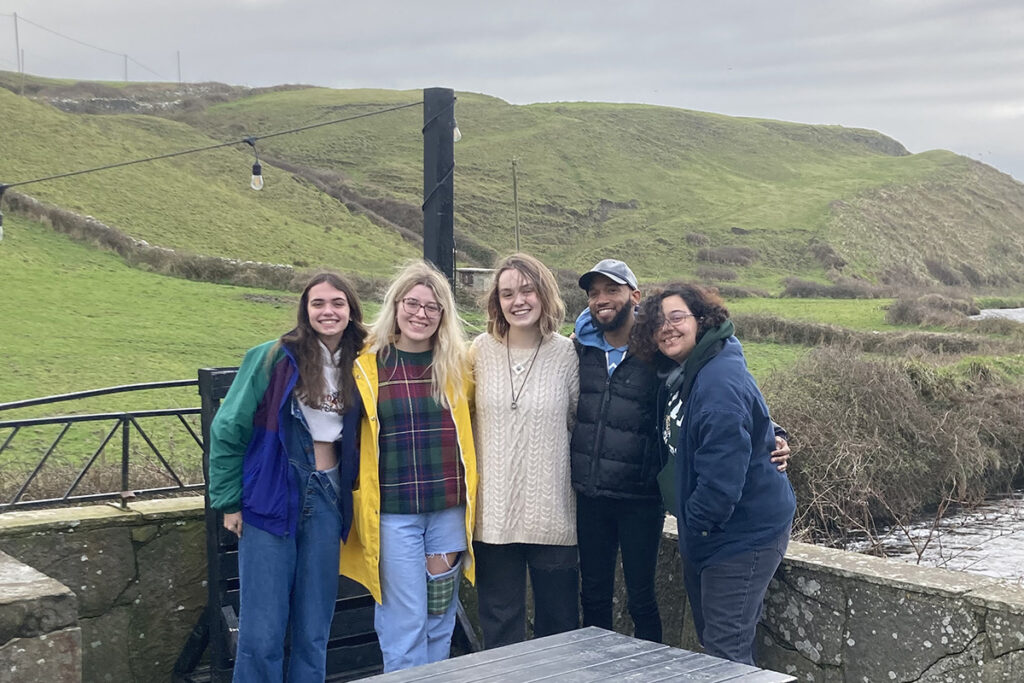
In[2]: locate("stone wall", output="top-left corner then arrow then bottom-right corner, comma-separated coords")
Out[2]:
0,550 -> 81,683
3,499 -> 1024,682
621,517 -> 1024,682
0,499 -> 206,683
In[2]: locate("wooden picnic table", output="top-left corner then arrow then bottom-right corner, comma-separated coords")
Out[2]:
359,626 -> 795,682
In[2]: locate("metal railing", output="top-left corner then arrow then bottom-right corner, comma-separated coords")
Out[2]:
0,380 -> 204,512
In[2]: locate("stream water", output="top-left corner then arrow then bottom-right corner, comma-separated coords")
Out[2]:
849,308 -> 1024,583
970,306 -> 1024,323
853,491 -> 1024,585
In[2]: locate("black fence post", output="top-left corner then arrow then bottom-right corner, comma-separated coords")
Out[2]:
197,367 -> 239,682
120,417 -> 130,509
422,87 -> 456,289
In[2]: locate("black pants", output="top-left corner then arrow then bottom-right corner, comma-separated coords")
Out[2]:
576,494 -> 665,642
473,541 -> 579,649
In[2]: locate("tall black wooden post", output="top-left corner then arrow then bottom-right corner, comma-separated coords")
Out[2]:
422,87 -> 456,287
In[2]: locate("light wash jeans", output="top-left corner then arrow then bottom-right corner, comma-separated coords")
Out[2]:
233,466 -> 343,682
375,505 -> 467,672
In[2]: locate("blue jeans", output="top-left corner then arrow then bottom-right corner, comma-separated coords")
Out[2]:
234,467 -> 343,682
375,506 -> 467,672
682,526 -> 790,666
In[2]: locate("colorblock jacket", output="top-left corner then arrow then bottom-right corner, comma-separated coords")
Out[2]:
207,339 -> 361,540
339,349 -> 478,603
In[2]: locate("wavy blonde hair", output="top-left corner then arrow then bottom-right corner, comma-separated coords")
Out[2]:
368,260 -> 466,408
485,253 -> 566,340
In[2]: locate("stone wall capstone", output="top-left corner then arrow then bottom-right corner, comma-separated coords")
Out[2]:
0,499 -> 206,683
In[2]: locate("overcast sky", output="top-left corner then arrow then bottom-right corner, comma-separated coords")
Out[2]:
3,0 -> 1024,179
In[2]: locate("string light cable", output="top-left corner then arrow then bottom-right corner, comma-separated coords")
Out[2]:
0,100 -> 424,239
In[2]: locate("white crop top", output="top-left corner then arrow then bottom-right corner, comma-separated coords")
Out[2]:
298,341 -> 345,443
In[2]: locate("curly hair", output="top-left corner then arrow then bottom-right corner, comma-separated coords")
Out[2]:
485,253 -> 566,340
630,283 -> 730,362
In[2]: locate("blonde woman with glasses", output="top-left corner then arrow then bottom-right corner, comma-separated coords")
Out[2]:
340,260 -> 477,673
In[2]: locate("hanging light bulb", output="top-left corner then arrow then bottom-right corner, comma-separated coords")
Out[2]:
243,137 -> 264,191
250,162 -> 264,191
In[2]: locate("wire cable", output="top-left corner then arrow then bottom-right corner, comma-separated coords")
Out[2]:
14,14 -> 164,79
0,100 -> 423,190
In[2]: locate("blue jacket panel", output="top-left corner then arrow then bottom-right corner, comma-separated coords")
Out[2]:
211,339 -> 359,539
674,337 -> 795,568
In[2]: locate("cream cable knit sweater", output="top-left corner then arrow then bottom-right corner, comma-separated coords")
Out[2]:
471,332 -> 579,545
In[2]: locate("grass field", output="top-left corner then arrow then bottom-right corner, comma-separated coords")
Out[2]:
7,76 -> 1024,292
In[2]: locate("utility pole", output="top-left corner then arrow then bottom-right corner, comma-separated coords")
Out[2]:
177,51 -> 181,83
123,54 -> 128,82
512,157 -> 521,251
13,12 -> 21,72
422,87 -> 456,289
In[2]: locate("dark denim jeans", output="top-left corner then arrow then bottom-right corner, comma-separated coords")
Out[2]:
576,494 -> 665,642
682,526 -> 791,665
234,466 -> 343,682
473,541 -> 579,649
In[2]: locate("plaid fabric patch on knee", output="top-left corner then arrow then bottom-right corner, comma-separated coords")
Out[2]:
426,558 -> 462,615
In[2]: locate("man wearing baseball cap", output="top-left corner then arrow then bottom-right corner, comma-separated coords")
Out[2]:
570,258 -> 666,642
570,258 -> 790,643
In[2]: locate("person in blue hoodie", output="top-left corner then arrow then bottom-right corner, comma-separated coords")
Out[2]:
630,282 -> 796,666
208,271 -> 368,682
570,259 -> 790,646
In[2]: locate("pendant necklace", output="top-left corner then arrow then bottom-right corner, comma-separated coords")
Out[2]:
507,337 -> 543,410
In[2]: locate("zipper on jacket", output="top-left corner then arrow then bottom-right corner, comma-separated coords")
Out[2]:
585,374 -> 613,496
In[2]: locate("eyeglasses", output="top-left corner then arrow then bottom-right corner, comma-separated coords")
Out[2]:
658,311 -> 698,328
400,297 -> 444,319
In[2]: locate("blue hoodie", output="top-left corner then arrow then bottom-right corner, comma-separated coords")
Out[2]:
672,336 -> 795,569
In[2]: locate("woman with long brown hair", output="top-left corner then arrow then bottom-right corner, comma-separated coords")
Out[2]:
208,271 -> 368,681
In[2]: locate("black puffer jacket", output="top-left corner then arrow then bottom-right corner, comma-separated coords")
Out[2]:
570,342 -> 663,500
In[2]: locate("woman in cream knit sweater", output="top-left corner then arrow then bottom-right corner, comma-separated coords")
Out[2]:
470,253 -> 580,649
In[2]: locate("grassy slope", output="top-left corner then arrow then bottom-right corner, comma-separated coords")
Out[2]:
0,88 -> 418,275
185,88 -> 1004,288
0,213 -> 297,408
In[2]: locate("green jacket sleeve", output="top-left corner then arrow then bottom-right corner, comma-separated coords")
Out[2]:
207,341 -> 277,513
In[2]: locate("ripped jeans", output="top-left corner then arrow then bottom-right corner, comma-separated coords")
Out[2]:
375,505 -> 467,672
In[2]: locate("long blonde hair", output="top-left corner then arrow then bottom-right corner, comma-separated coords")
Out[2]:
368,260 -> 466,408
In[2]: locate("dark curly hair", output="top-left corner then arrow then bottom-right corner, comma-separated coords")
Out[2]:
630,283 -> 730,362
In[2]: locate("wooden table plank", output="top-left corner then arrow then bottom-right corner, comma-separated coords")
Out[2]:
359,627 -> 795,682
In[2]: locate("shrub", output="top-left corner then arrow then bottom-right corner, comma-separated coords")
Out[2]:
762,347 -> 1024,547
685,232 -> 710,246
696,246 -> 759,266
781,277 -> 886,299
924,259 -> 964,286
809,241 -> 847,270
695,265 -> 738,282
885,293 -> 978,326
554,268 -> 589,322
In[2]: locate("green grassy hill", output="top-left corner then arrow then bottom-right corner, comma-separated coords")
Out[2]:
5,72 -> 1024,292
181,87 -> 1024,288
0,85 -> 418,276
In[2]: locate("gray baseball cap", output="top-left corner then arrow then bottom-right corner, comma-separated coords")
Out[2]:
578,259 -> 638,291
